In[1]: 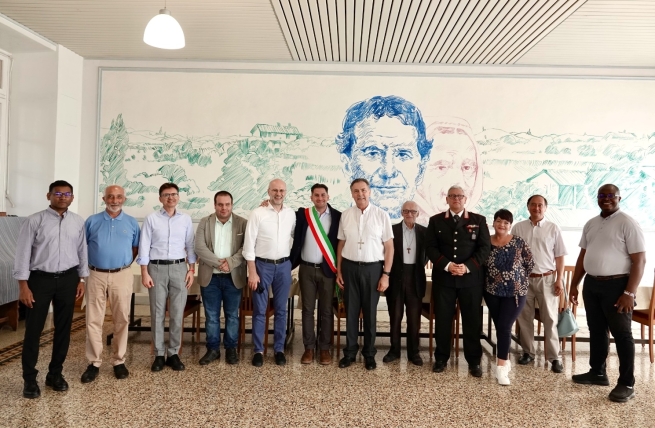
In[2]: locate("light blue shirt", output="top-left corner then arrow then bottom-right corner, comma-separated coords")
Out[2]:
85,210 -> 140,269
136,209 -> 197,265
213,216 -> 233,273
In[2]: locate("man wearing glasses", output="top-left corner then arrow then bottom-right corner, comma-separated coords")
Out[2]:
384,200 -> 428,366
137,182 -> 196,372
426,185 -> 490,377
81,185 -> 140,383
14,180 -> 88,398
570,184 -> 645,403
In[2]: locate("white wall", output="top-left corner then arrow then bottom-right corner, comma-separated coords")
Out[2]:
7,49 -> 58,215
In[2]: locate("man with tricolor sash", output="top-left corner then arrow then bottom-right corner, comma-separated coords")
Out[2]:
290,184 -> 342,365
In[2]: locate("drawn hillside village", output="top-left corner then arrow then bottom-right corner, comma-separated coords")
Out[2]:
99,114 -> 655,228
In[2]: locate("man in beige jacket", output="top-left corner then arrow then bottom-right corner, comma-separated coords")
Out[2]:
194,191 -> 247,365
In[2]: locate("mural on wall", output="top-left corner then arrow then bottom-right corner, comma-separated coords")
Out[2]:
98,69 -> 655,228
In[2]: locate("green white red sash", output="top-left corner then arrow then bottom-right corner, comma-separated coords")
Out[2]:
305,207 -> 337,273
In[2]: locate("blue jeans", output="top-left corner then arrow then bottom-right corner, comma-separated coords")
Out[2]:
252,259 -> 291,353
200,274 -> 242,350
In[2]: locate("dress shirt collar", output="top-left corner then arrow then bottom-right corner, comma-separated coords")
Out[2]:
449,209 -> 465,217
600,209 -> 621,220
159,208 -> 180,217
216,214 -> 233,225
46,206 -> 68,218
402,221 -> 415,232
102,210 -> 124,221
314,205 -> 331,217
529,217 -> 545,227
358,203 -> 371,214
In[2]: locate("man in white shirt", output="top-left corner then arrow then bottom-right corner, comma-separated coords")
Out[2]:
336,178 -> 394,371
570,184 -> 646,403
512,195 -> 567,373
243,179 -> 296,367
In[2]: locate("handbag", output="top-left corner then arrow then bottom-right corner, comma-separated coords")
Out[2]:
557,285 -> 579,337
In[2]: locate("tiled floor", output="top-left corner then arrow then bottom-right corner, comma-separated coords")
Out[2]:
1,307 -> 654,427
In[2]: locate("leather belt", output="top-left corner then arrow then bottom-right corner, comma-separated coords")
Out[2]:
31,266 -> 78,278
301,260 -> 322,268
89,265 -> 130,273
589,274 -> 630,281
150,258 -> 186,265
212,272 -> 231,276
343,258 -> 382,266
256,257 -> 289,265
529,270 -> 555,278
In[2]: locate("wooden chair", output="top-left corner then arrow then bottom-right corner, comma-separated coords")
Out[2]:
150,294 -> 201,356
421,261 -> 460,357
332,298 -> 364,352
237,285 -> 274,355
632,277 -> 655,363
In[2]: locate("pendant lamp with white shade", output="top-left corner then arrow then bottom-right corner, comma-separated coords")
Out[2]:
143,8 -> 185,50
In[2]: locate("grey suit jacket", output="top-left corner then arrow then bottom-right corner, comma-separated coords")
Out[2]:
194,213 -> 247,289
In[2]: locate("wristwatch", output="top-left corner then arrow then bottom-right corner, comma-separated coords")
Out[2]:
79,278 -> 86,283
382,271 -> 390,277
623,290 -> 636,298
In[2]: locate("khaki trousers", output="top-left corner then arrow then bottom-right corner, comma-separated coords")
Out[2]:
517,274 -> 560,362
85,269 -> 134,367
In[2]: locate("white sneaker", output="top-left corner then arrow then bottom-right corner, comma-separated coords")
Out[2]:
496,364 -> 510,386
506,360 -> 512,372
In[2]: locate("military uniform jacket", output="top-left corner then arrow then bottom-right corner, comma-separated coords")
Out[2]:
426,210 -> 491,289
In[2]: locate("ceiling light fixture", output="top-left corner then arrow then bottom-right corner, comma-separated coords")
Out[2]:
143,6 -> 185,50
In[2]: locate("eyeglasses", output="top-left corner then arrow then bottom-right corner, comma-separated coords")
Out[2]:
161,193 -> 179,198
401,210 -> 418,215
597,193 -> 617,199
52,192 -> 73,197
448,194 -> 466,200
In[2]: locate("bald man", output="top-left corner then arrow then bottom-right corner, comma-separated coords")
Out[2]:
243,179 -> 296,367
81,185 -> 140,383
384,201 -> 428,366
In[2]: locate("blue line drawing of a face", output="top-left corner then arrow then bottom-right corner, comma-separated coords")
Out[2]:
336,95 -> 432,219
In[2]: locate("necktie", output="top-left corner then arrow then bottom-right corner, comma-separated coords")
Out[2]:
453,215 -> 460,224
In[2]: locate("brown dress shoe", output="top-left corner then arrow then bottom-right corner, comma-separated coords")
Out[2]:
319,350 -> 332,365
301,349 -> 314,364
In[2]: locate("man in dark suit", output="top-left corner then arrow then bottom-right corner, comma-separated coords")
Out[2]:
290,184 -> 342,365
384,200 -> 428,366
426,185 -> 491,377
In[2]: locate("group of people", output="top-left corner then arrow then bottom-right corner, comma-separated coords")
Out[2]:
13,178 -> 644,404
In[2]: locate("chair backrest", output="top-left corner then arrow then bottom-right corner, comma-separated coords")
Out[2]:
635,272 -> 655,319
561,266 -> 575,310
241,285 -> 254,313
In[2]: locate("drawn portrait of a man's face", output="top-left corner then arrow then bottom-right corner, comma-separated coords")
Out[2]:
417,118 -> 483,214
336,95 -> 432,219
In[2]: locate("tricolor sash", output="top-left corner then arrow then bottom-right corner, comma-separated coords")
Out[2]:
305,207 -> 337,273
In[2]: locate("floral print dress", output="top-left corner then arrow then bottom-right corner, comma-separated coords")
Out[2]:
485,235 -> 535,304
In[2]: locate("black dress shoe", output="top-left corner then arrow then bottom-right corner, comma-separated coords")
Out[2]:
572,371 -> 610,386
23,380 -> 40,399
225,348 -> 239,365
274,352 -> 287,366
165,354 -> 185,371
609,384 -> 635,403
45,373 -> 69,391
410,355 -> 424,366
338,356 -> 354,368
113,364 -> 129,379
469,365 -> 483,378
151,356 -> 166,372
252,353 -> 264,367
199,349 -> 221,365
81,364 -> 99,383
551,360 -> 564,373
518,353 -> 534,365
432,360 -> 446,373
364,357 -> 377,370
382,352 -> 399,363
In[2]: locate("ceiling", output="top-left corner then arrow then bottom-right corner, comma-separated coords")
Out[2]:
0,0 -> 653,67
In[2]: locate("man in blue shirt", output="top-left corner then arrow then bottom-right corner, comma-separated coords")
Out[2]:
137,182 -> 196,372
81,185 -> 140,383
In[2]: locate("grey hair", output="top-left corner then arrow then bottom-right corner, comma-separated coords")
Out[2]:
447,185 -> 465,194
